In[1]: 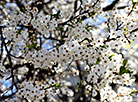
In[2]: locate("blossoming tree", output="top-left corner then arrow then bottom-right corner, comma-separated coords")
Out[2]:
0,0 -> 138,102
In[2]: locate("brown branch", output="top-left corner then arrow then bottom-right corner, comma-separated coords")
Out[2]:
130,28 -> 138,34
103,0 -> 120,11
128,3 -> 136,16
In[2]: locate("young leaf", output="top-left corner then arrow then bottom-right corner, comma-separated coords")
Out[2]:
119,66 -> 133,75
130,88 -> 138,96
57,27 -> 64,31
77,82 -> 82,88
55,83 -> 61,88
100,45 -> 107,49
16,29 -> 22,34
21,7 -> 26,13
78,18 -> 82,23
109,54 -> 115,61
119,66 -> 126,75
96,57 -> 101,64
27,43 -> 39,50
123,59 -> 128,67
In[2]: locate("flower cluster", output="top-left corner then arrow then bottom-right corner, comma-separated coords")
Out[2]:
0,0 -> 138,102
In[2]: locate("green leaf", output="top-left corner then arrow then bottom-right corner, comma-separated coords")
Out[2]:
27,45 -> 33,48
16,29 -> 22,34
132,89 -> 138,93
60,38 -> 65,45
119,66 -> 133,75
124,28 -> 128,31
27,43 -> 40,51
130,93 -> 133,96
85,25 -> 93,31
123,59 -> 128,67
109,54 -> 115,61
77,82 -> 82,88
126,69 -> 133,75
57,10 -> 61,17
57,27 -> 64,31
78,19 -> 82,23
16,11 -> 20,15
132,0 -> 138,4
96,57 -> 101,64
55,83 -> 61,88
21,7 -> 26,13
130,89 -> 138,96
56,46 -> 59,53
27,43 -> 37,48
100,45 -> 107,49
119,66 -> 126,75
